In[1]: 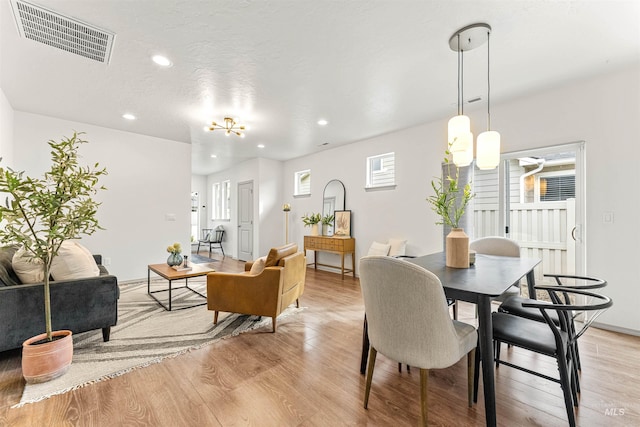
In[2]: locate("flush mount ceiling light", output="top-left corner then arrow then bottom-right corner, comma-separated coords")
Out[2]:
122,113 -> 136,120
206,117 -> 246,137
448,23 -> 500,170
152,55 -> 172,67
317,119 -> 329,126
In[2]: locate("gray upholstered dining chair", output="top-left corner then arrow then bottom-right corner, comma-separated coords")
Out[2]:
359,256 -> 477,426
469,236 -> 521,301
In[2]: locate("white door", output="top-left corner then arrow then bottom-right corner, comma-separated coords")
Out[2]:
237,181 -> 253,261
473,142 -> 586,281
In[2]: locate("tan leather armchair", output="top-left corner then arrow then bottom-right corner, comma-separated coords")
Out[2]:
206,243 -> 306,332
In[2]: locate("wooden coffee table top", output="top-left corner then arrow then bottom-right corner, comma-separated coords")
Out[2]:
148,263 -> 215,280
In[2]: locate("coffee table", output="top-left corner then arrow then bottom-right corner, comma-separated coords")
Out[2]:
147,263 -> 215,311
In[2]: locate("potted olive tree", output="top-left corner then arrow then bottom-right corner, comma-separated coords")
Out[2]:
427,143 -> 474,268
0,132 -> 107,383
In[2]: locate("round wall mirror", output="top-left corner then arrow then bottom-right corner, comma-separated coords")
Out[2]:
322,179 -> 345,235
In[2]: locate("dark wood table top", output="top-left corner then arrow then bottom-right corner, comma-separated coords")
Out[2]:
408,252 -> 541,303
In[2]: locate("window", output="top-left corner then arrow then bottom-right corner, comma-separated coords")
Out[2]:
539,174 -> 575,202
212,180 -> 231,220
366,152 -> 395,188
294,169 -> 311,196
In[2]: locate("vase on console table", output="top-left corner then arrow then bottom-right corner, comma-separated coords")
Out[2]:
446,228 -> 469,268
310,223 -> 319,236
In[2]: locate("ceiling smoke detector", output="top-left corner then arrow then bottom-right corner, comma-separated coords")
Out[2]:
10,0 -> 116,64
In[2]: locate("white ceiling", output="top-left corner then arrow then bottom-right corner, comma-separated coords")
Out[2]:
1,1 -> 639,175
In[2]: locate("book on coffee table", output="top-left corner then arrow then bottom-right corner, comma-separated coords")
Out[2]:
171,265 -> 192,271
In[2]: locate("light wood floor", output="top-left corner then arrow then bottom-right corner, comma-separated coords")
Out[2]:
1,254 -> 639,426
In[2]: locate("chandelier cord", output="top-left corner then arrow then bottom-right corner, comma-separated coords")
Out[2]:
487,30 -> 491,131
457,34 -> 461,116
461,48 -> 464,116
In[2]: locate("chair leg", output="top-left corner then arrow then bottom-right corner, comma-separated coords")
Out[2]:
420,368 -> 429,427
214,311 -> 219,324
557,349 -> 577,427
197,242 -> 201,253
453,300 -> 458,320
467,348 -> 476,407
102,327 -> 111,342
272,317 -> 277,332
219,243 -> 225,257
495,341 -> 501,368
364,347 -> 377,409
398,362 -> 402,373
296,298 -> 299,308
473,344 -> 481,403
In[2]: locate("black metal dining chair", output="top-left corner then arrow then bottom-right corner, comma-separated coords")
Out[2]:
197,227 -> 225,257
498,274 -> 607,384
491,285 -> 612,427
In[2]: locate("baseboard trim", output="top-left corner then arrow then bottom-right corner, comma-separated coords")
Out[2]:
592,322 -> 640,337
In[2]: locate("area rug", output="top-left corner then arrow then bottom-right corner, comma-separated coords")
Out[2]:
189,253 -> 218,264
15,277 -> 303,407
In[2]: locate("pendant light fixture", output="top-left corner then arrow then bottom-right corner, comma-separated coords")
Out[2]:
448,23 -> 500,170
476,29 -> 501,170
448,32 -> 473,167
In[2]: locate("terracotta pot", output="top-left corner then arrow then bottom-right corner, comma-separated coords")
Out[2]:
446,228 -> 470,268
22,330 -> 73,384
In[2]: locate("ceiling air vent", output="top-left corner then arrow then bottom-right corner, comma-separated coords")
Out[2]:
10,0 -> 115,64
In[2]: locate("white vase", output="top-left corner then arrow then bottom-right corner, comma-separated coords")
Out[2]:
322,224 -> 329,236
311,223 -> 319,236
446,228 -> 469,268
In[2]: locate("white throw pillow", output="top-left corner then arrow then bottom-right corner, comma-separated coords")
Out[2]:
367,241 -> 391,256
388,238 -> 407,257
12,248 -> 45,284
50,240 -> 100,281
249,256 -> 266,275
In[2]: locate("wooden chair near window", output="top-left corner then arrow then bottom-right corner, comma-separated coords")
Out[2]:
197,227 -> 225,258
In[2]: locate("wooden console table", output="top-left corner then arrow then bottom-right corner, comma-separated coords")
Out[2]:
304,235 -> 356,279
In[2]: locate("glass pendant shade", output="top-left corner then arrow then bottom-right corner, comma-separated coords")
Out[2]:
448,115 -> 471,151
452,131 -> 474,167
476,130 -> 501,170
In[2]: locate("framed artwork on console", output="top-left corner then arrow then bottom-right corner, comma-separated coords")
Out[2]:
334,210 -> 351,237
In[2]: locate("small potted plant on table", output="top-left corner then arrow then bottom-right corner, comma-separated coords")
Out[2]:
427,143 -> 474,268
302,213 -> 322,236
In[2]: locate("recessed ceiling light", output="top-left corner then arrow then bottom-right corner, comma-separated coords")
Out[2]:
152,55 -> 172,67
257,144 -> 265,148
122,113 -> 136,120
210,154 -> 217,158
317,119 -> 328,126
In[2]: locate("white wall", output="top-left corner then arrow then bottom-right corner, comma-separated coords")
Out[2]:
0,88 -> 14,166
257,157 -> 285,255
191,174 -> 207,241
282,63 -> 640,333
283,122 -> 445,270
13,112 -> 192,281
205,157 -> 284,260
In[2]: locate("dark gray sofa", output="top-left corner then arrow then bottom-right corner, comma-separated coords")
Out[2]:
0,245 -> 119,353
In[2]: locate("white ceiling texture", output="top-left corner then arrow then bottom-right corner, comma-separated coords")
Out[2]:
1,1 -> 639,175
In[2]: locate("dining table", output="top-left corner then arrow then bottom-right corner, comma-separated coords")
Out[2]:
359,252 -> 541,427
